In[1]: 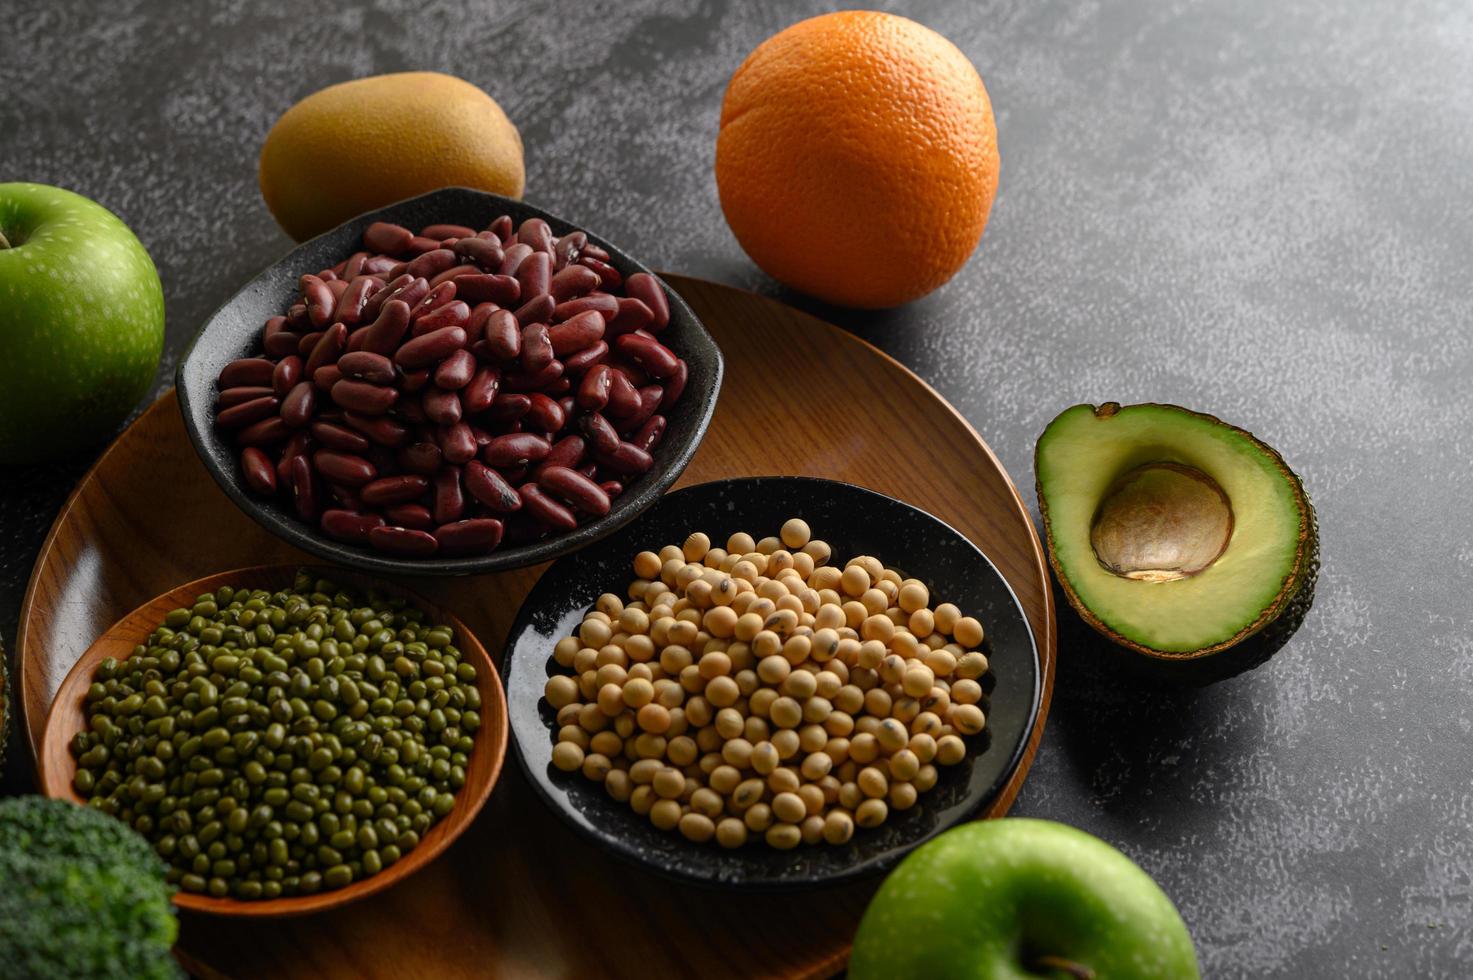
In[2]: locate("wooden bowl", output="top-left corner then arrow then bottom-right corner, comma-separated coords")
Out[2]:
37,565 -> 508,918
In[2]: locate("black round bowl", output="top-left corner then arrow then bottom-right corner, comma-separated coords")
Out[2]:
504,477 -> 1042,890
176,187 -> 723,576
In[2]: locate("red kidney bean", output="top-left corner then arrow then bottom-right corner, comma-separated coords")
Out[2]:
553,292 -> 619,323
313,364 -> 344,392
422,223 -> 475,240
239,447 -> 277,496
514,293 -> 556,327
578,363 -> 612,411
332,275 -> 378,326
384,276 -> 431,315
219,357 -> 276,389
314,449 -> 377,486
632,414 -> 666,453
382,503 -> 435,531
297,330 -> 324,360
344,412 -> 411,447
503,359 -> 563,392
395,326 -> 467,369
462,366 -> 501,413
409,281 -> 459,323
398,396 -> 430,425
439,421 -> 479,464
498,243 -> 533,276
407,236 -> 444,256
361,474 -> 430,506
559,395 -> 577,418
338,351 -> 396,384
423,387 -> 463,426
607,297 -> 654,337
453,237 -> 504,270
217,385 -> 274,409
538,465 -> 611,516
291,455 -> 320,521
593,441 -> 654,475
311,421 -> 370,453
433,348 -> 477,390
362,255 -> 399,276
281,382 -> 316,428
272,355 -> 303,397
516,250 -> 551,299
453,273 -> 521,306
614,333 -> 679,378
299,275 -> 335,328
518,483 -> 578,531
548,309 -> 605,356
563,341 -> 609,377
216,396 -> 280,429
534,434 -> 587,476
524,393 -> 566,432
368,525 -> 438,557
606,369 -> 641,418
623,384 -> 664,428
521,323 -> 554,371
332,378 -> 398,415
398,441 -> 443,475
484,432 -> 551,467
484,392 -> 530,421
582,242 -> 610,261
624,273 -> 670,331
286,303 -> 311,331
464,460 -> 522,512
434,518 -> 504,556
580,255 -> 622,290
517,218 -> 552,253
600,479 -> 624,499
488,215 -> 514,240
579,412 -> 621,454
262,315 -> 300,355
478,309 -> 521,360
343,252 -> 369,279
304,323 -> 348,378
364,222 -> 414,254
400,368 -> 432,393
547,263 -> 600,303
608,357 -> 649,387
360,273 -> 413,321
404,248 -> 456,280
433,466 -> 465,523
553,230 -> 587,268
412,300 -> 471,337
660,360 -> 688,410
321,509 -> 384,544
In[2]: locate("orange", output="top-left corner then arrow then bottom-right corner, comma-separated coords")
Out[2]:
259,72 -> 524,242
716,12 -> 999,308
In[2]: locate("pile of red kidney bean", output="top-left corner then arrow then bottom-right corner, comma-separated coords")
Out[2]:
213,215 -> 686,559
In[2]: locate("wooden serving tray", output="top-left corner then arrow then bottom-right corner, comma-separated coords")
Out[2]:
17,275 -> 1056,979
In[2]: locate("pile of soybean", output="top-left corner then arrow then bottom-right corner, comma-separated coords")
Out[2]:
70,571 -> 480,900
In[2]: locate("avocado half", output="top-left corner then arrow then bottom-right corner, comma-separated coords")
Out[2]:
1036,403 -> 1317,680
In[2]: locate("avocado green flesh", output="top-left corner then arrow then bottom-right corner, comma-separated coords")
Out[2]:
1037,404 -> 1306,653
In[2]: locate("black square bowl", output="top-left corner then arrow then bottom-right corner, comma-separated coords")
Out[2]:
176,187 -> 723,575
503,477 -> 1042,889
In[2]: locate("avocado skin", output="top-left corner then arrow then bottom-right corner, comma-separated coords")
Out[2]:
1036,403 -> 1318,683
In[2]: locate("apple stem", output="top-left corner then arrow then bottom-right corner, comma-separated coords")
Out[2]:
1028,954 -> 1096,980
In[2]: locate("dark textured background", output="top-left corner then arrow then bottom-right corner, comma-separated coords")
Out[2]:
2,0 -> 1469,976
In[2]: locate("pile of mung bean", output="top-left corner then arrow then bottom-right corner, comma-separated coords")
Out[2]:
70,571 -> 480,899
543,519 -> 990,849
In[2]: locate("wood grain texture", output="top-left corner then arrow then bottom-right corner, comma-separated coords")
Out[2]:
37,565 -> 508,918
17,275 -> 1055,979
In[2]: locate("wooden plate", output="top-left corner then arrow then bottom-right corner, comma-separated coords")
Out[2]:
36,565 -> 509,918
17,275 -> 1055,979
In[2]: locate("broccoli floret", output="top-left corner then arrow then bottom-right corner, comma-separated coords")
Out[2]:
0,797 -> 181,980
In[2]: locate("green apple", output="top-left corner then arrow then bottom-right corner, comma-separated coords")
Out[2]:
850,819 -> 1199,980
0,182 -> 163,463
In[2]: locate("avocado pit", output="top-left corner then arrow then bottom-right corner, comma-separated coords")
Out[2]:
1089,462 -> 1232,583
